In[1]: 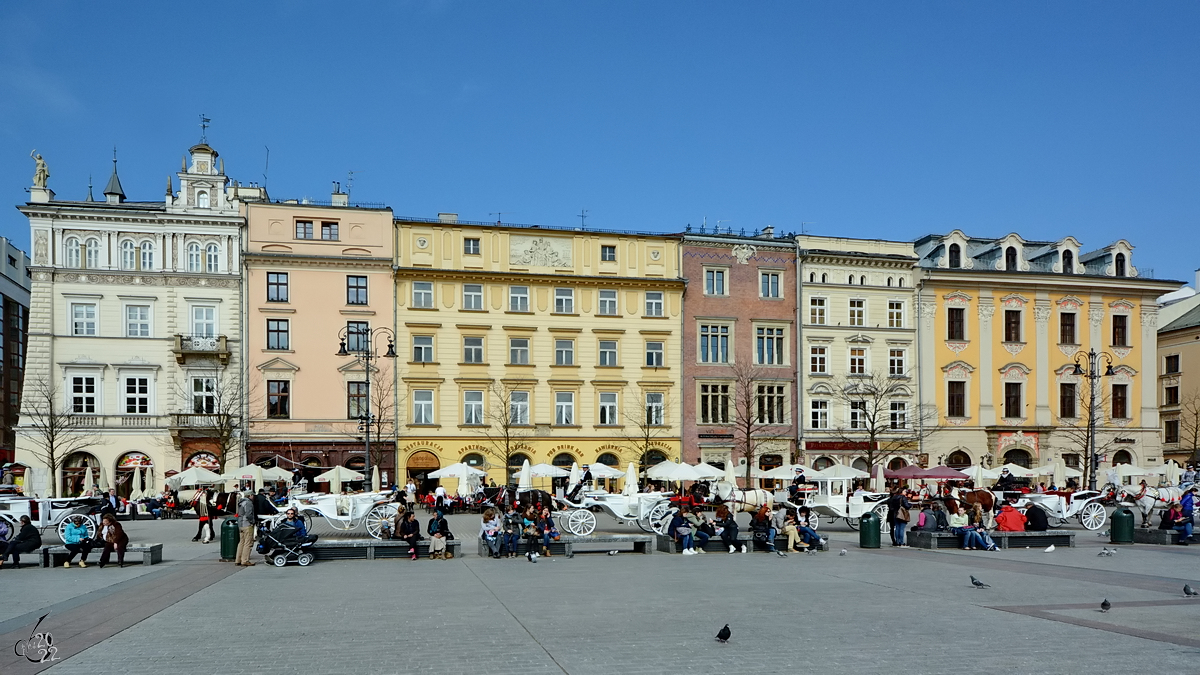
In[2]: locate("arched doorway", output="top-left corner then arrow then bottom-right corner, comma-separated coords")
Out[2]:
1112,450 -> 1132,466
344,456 -> 366,490
946,450 -> 971,468
551,453 -> 576,490
759,453 -> 783,489
851,458 -> 869,472
639,449 -> 668,488
887,457 -> 909,471
256,456 -> 278,468
406,450 -> 440,494
813,456 -> 834,471
62,452 -> 100,497
115,452 -> 154,499
506,452 -> 531,487
1003,449 -> 1032,468
299,458 -> 323,490
596,452 -> 620,467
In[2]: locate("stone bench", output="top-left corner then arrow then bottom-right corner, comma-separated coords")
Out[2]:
40,543 -> 163,568
658,532 -> 828,554
475,533 -> 655,557
311,538 -> 461,560
908,529 -> 1075,550
1131,529 -> 1181,545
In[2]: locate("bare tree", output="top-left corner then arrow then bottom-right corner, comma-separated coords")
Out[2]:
620,388 -> 675,472
1053,385 -> 1124,490
726,362 -> 788,488
170,368 -> 248,472
474,382 -> 534,486
825,370 -> 940,472
18,377 -> 107,497
1177,392 -> 1200,464
340,363 -> 400,472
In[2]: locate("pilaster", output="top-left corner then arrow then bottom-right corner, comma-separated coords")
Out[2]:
978,296 -> 995,425
1034,298 -> 1052,425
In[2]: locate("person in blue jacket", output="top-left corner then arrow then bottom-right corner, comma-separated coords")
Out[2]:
62,516 -> 94,567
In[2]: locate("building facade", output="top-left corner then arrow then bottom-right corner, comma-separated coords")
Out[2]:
0,238 -> 31,466
15,144 -> 246,497
243,196 -> 396,487
393,215 -> 683,489
914,231 -> 1179,481
1157,272 -> 1200,465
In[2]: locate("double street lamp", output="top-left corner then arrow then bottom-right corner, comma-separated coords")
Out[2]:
1072,348 -> 1115,491
336,325 -> 397,491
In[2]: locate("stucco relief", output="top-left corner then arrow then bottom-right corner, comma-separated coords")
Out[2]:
1054,365 -> 1080,384
1088,308 -> 1105,327
945,341 -> 970,354
998,430 -> 1038,454
918,302 -> 936,319
54,272 -> 236,288
999,363 -> 1031,381
1057,296 -> 1083,311
510,235 -> 572,267
1003,342 -> 1025,356
943,291 -> 972,308
947,417 -> 971,426
1112,346 -> 1132,359
942,361 -> 974,380
1033,305 -> 1051,324
731,244 -> 757,264
1140,310 -> 1158,328
1110,365 -> 1136,383
34,230 -> 48,265
1109,299 -> 1135,311
1000,293 -> 1029,308
978,304 -> 995,321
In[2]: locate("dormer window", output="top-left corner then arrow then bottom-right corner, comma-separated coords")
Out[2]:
196,191 -> 209,208
1062,250 -> 1074,274
1115,253 -> 1126,277
1005,247 -> 1018,271
948,243 -> 961,269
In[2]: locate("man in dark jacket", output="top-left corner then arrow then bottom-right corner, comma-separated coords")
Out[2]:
254,489 -> 278,517
1024,504 -> 1049,531
1,515 -> 42,569
993,469 -> 1019,491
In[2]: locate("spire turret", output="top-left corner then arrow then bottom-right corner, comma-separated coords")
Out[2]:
103,150 -> 125,204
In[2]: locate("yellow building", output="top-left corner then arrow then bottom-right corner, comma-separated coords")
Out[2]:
393,214 -> 683,489
915,231 -> 1180,484
1157,278 -> 1200,465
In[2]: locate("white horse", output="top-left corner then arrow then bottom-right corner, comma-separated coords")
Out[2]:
1116,484 -> 1185,527
714,480 -> 774,515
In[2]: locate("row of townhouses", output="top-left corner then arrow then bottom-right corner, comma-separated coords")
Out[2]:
5,142 -> 1192,497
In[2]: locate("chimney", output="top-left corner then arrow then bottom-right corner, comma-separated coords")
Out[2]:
438,213 -> 458,224
1195,268 -> 1199,292
331,181 -> 348,207
759,225 -> 775,239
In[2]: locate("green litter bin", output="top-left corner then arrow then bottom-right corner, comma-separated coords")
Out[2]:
1110,507 -> 1134,545
859,512 -> 881,549
220,517 -> 240,561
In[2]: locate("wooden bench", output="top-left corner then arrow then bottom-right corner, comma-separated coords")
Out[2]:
310,538 -> 461,560
40,543 -> 163,568
908,529 -> 1075,549
475,533 -> 655,557
1132,529 -> 1181,545
658,532 -> 828,554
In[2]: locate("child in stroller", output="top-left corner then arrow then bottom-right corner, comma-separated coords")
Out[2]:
258,508 -> 319,566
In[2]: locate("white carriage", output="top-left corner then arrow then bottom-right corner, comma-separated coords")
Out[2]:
799,469 -> 889,532
1014,490 -> 1107,530
554,490 -> 674,536
271,490 -> 399,540
0,495 -> 103,542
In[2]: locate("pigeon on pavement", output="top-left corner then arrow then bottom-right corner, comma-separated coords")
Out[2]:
1100,599 -> 1111,613
1044,545 -> 1055,552
607,550 -> 617,556
970,575 -> 990,589
839,549 -> 848,557
715,624 -> 731,643
775,550 -> 787,558
1184,584 -> 1198,597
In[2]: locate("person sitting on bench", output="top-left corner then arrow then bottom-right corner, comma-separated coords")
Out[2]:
1024,505 -> 1049,531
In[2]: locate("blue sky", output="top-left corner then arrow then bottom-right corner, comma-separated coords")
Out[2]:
2,2 -> 1197,283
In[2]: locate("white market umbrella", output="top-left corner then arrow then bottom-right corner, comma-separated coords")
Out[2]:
172,466 -> 223,487
645,460 -> 680,480
98,465 -> 111,492
127,467 -> 142,501
1114,463 -> 1164,477
428,463 -> 487,479
568,462 -> 581,490
692,463 -> 725,480
86,466 -> 96,494
622,462 -> 639,496
456,474 -> 470,497
1161,462 -> 1183,485
1052,460 -> 1065,488
961,464 -> 1000,484
650,462 -> 707,482
588,463 -> 625,479
871,466 -> 887,493
997,463 -> 1038,478
262,467 -> 293,482
815,463 -> 869,479
760,464 -> 811,480
722,461 -> 737,486
516,459 -> 533,492
528,463 -> 570,478
371,466 -> 380,492
222,464 -> 265,491
314,466 -> 364,493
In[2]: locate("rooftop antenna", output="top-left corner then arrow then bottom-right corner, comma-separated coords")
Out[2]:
199,114 -> 211,143
578,209 -> 589,229
800,222 -> 816,235
490,212 -> 515,225
262,146 -> 270,187
347,170 -> 358,198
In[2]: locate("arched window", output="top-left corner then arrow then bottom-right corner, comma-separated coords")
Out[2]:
186,242 -> 202,272
859,275 -> 866,285
851,457 -> 869,472
1005,246 -> 1018,271
552,453 -> 575,467
945,450 -> 971,468
462,453 -> 485,467
808,272 -> 815,283
120,240 -> 136,270
65,237 -> 81,268
205,243 -> 220,273
888,457 -> 909,470
813,456 -> 834,471
1003,449 -> 1032,468
1112,450 -> 1132,465
897,278 -> 904,288
1114,253 -> 1126,277
84,238 -> 100,269
595,452 -> 620,467
948,243 -> 961,268
820,273 -> 827,283
1061,250 -> 1074,274
196,191 -> 209,208
886,277 -> 893,287
139,241 -> 154,270
639,449 -> 667,473
848,274 -> 855,285
507,453 -> 531,471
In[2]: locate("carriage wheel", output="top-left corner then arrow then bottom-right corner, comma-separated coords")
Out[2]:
873,503 -> 890,533
0,518 -> 11,541
364,504 -> 398,540
1079,502 -> 1107,530
567,509 -> 597,536
56,517 -> 97,543
646,503 -> 672,535
846,516 -> 860,531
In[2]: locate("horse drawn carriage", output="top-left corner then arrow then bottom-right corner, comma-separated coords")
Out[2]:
554,489 -> 675,536
266,490 -> 399,540
1016,491 -> 1108,530
786,466 -> 889,531
0,495 -> 103,542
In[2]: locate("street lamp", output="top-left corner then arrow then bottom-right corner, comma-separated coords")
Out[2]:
1072,348 -> 1115,491
336,325 -> 397,491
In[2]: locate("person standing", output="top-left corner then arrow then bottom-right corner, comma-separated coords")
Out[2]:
62,516 -> 93,567
191,488 -> 216,543
886,488 -> 911,547
235,491 -> 257,566
0,515 -> 41,569
97,513 -> 129,568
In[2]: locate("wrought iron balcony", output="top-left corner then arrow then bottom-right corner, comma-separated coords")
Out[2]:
172,334 -> 230,365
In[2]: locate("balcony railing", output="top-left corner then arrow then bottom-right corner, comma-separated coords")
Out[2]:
170,413 -> 233,429
65,415 -> 166,429
172,334 -> 230,365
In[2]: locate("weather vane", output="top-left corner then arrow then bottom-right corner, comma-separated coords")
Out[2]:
199,114 -> 211,143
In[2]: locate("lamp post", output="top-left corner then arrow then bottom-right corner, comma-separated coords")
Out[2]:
336,325 -> 397,491
1072,348 -> 1114,491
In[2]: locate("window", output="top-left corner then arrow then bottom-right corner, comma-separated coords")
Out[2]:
412,336 -> 434,362
645,291 -> 664,317
555,392 -> 575,425
1060,383 -> 1077,418
1165,385 -> 1179,406
889,401 -> 908,429
267,319 -> 290,350
463,336 -> 484,364
509,391 -> 529,425
412,281 -> 433,309
509,286 -> 529,312
760,272 -> 781,298
645,392 -> 664,426
412,390 -> 434,424
555,339 -> 574,366
348,382 -> 368,419
196,191 -> 209,208
601,245 -> 616,262
71,375 -> 97,413
295,221 -> 313,239
121,240 -> 136,270
810,400 -> 829,429
849,299 -> 865,327
462,284 -> 483,311
346,321 -> 369,352
810,346 -> 827,374
316,221 -> 338,240
757,385 -> 785,424
71,303 -> 97,336
267,380 -> 291,418
1112,314 -> 1128,347
1112,384 -> 1128,419
186,242 -> 202,272
1005,246 -> 1018,271
1060,313 -> 1076,344
887,277 -> 893,287
888,349 -> 905,376
140,241 -> 154,270
1165,354 -> 1180,374
947,381 -> 966,418
809,297 -> 826,325
124,376 -> 149,414
849,401 -> 866,429
945,306 -> 964,338
463,238 -> 480,255
849,348 -> 866,375
1004,310 -> 1021,342
205,243 -> 220,273
599,392 -> 619,425
705,269 -> 726,295
1062,250 -> 1074,273
598,290 -> 618,315
757,327 -> 785,365
699,325 -> 729,363
887,301 -> 904,328
1115,253 -> 1126,277
267,273 -> 289,302
1004,382 -> 1022,419
346,276 -> 367,305
599,340 -> 618,366
700,384 -> 730,424
65,237 -> 81,268
554,288 -> 574,313
192,377 -> 216,414
1165,420 -> 1180,444
645,341 -> 664,367
948,244 -> 961,268
463,390 -> 483,425
509,338 -> 529,365
125,305 -> 150,338
85,239 -> 100,269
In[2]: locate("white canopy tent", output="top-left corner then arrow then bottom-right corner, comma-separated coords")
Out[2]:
314,466 -> 365,493
516,459 -> 534,491
997,463 -> 1039,478
622,462 -> 639,496
169,466 -> 223,487
428,463 -> 487,479
588,463 -> 625,479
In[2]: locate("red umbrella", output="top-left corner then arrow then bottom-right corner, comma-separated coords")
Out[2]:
885,465 -> 928,479
923,466 -> 969,480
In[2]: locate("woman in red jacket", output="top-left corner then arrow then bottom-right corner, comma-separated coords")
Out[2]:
994,504 -> 1027,532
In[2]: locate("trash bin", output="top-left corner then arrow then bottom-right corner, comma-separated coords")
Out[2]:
220,517 -> 240,561
1110,507 -> 1134,545
859,512 -> 881,549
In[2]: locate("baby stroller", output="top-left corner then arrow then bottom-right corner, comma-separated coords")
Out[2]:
258,521 -> 318,567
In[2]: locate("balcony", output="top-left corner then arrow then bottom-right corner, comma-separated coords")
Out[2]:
169,413 -> 234,441
64,415 -> 167,429
172,334 -> 230,365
